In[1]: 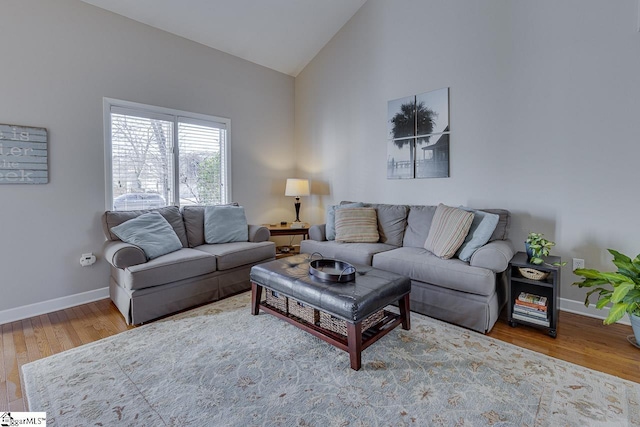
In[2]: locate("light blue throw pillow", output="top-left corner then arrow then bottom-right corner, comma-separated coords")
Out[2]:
110,211 -> 183,260
456,207 -> 500,262
204,205 -> 248,244
325,202 -> 365,240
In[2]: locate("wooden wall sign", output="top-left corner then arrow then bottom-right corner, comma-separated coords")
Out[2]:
0,124 -> 48,184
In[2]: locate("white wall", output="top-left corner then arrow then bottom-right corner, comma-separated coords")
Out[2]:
295,0 -> 640,303
0,0 -> 295,312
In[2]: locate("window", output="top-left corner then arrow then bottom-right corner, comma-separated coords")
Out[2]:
104,99 -> 230,210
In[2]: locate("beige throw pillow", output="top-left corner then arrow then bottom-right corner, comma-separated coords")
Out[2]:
335,207 -> 379,243
424,204 -> 474,259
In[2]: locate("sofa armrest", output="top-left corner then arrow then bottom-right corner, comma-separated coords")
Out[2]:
103,240 -> 147,269
248,224 -> 270,242
308,224 -> 326,241
469,239 -> 515,273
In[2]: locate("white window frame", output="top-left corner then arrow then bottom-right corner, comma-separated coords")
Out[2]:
103,98 -> 231,210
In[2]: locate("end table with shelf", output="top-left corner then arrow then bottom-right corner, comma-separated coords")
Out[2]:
507,251 -> 561,338
265,223 -> 310,258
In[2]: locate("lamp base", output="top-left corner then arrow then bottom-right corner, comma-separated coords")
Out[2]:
290,222 -> 305,229
293,199 -> 302,223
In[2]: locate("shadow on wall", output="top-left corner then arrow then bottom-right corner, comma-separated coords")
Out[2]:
310,180 -> 331,224
310,180 -> 330,197
499,210 -> 558,255
266,177 -> 330,197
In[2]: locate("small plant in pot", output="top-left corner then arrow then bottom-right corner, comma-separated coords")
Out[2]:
525,232 -> 566,267
572,249 -> 640,345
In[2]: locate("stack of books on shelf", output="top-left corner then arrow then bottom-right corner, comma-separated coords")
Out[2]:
512,292 -> 549,327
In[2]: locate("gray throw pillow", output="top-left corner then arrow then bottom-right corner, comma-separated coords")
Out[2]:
204,205 -> 249,244
456,207 -> 500,262
325,202 -> 364,240
110,211 -> 183,260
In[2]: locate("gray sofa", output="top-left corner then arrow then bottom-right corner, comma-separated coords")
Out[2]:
102,206 -> 275,325
300,202 -> 515,333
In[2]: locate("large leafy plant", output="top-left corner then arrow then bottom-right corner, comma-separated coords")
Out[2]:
573,249 -> 640,324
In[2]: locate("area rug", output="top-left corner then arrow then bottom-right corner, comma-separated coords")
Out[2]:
22,293 -> 640,426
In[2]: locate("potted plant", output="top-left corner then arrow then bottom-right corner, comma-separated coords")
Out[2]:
573,249 -> 640,344
525,232 -> 566,266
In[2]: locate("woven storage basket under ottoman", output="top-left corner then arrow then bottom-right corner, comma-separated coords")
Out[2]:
319,310 -> 384,336
288,298 -> 320,325
265,289 -> 288,313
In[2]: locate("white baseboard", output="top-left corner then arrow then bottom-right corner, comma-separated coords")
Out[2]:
0,287 -> 109,326
559,297 -> 631,326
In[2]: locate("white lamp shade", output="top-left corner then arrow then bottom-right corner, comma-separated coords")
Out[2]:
284,178 -> 310,197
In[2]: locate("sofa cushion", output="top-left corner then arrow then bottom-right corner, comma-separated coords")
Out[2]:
103,206 -> 188,247
110,212 -> 183,260
204,205 -> 249,244
115,248 -> 217,290
481,209 -> 511,241
424,204 -> 474,259
300,240 -> 396,266
335,207 -> 379,243
371,204 -> 408,246
194,241 -> 275,270
372,247 -> 496,297
403,205 -> 437,248
456,208 -> 500,262
182,203 -> 239,248
326,202 -> 364,240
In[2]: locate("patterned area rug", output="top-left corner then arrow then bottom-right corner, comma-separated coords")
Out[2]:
22,292 -> 640,426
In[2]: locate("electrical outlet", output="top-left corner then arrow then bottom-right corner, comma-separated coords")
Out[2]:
573,258 -> 585,271
80,252 -> 96,267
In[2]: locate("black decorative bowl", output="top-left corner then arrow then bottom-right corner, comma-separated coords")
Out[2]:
309,259 -> 356,282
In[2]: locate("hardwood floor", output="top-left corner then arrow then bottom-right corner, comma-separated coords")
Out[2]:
488,310 -> 640,384
0,299 -> 134,411
1,299 -> 638,411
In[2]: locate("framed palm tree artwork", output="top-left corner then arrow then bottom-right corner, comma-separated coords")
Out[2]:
416,87 -> 449,178
387,95 -> 415,179
387,87 -> 450,179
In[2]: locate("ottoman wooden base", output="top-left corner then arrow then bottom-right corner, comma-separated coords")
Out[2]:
251,282 -> 410,370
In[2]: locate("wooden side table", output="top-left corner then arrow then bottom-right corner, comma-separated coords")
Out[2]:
507,251 -> 561,338
265,223 -> 310,258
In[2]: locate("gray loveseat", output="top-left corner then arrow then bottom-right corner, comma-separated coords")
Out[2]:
300,202 -> 515,333
102,206 -> 275,324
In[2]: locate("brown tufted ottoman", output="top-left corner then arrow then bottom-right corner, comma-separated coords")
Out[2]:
250,254 -> 411,370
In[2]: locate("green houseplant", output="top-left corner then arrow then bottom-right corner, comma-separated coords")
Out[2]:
525,232 -> 566,266
573,249 -> 640,343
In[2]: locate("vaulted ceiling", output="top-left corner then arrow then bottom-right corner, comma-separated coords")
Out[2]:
81,0 -> 367,76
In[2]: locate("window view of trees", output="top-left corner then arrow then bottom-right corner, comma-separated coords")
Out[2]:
178,122 -> 224,206
110,111 -> 226,210
111,114 -> 174,207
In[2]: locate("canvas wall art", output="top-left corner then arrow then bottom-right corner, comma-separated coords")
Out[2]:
387,87 -> 450,179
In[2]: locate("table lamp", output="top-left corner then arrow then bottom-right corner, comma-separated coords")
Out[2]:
284,178 -> 310,227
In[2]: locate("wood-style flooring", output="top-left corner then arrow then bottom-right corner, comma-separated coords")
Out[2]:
1,299 -> 638,411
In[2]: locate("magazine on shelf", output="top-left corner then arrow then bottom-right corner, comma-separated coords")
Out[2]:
518,292 -> 547,306
512,312 -> 550,327
515,299 -> 548,311
513,305 -> 548,319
